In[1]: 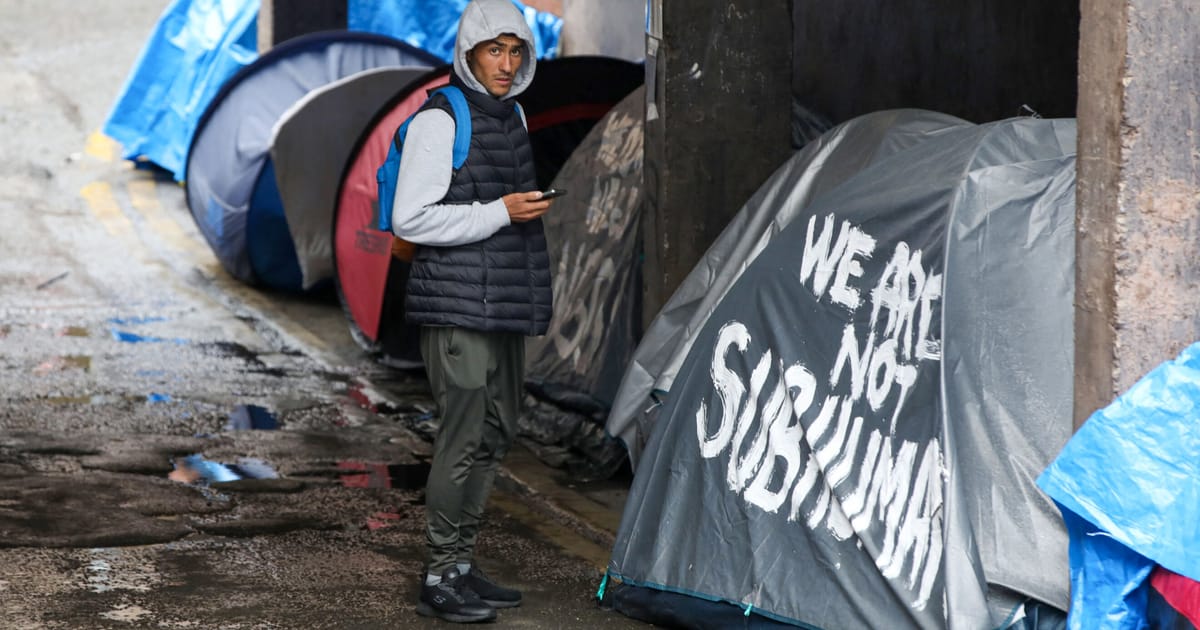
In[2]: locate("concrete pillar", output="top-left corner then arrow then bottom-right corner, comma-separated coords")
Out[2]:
1075,0 -> 1200,427
561,0 -> 645,61
258,0 -> 347,53
642,0 -> 792,328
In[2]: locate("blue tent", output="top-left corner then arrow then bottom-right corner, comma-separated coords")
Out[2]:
184,31 -> 438,289
104,0 -> 558,180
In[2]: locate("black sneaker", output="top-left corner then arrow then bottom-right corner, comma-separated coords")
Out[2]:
463,566 -> 522,609
416,567 -> 497,623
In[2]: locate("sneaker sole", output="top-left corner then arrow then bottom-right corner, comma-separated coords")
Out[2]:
415,602 -> 497,623
482,598 -> 521,609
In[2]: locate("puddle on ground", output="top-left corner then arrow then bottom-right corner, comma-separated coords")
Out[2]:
313,370 -> 352,384
366,511 -> 403,531
33,355 -> 91,375
168,454 -> 278,484
196,342 -> 287,377
43,393 -> 165,406
99,604 -> 153,623
44,395 -> 97,405
347,384 -> 377,413
337,461 -> 430,490
198,341 -> 261,364
146,393 -> 172,403
59,326 -> 90,337
224,405 -> 278,431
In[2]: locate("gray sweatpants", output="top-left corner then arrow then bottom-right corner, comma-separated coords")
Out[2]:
420,326 -> 524,575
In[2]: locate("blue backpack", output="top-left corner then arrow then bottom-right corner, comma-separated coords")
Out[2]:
375,85 -> 473,233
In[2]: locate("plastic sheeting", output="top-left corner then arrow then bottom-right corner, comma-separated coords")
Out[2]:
103,0 -> 259,180
607,109 -> 972,468
1039,343 -> 1200,629
526,85 -> 644,419
349,0 -> 562,61
520,86 -> 646,479
185,32 -> 438,287
609,111 -> 1077,629
272,67 -> 433,290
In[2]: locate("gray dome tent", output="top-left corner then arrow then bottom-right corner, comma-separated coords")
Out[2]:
606,111 -> 1076,629
607,109 -> 974,468
520,86 -> 647,477
271,66 -> 435,291
184,31 -> 438,290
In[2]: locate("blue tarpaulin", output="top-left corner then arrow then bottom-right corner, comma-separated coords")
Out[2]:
103,0 -> 259,180
105,0 -> 557,180
349,0 -> 562,61
1039,342 -> 1200,628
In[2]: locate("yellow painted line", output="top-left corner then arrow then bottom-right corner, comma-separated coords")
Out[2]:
84,131 -> 119,162
106,175 -> 341,370
126,178 -> 206,258
80,181 -> 136,240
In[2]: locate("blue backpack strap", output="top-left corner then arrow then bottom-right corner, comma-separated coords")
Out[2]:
431,85 -> 472,169
375,85 -> 472,233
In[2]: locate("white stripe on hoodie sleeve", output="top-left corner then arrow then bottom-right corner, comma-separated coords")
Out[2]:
389,108 -> 511,246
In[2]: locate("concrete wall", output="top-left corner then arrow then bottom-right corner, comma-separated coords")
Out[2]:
562,0 -> 645,61
793,1 -> 1079,124
1075,0 -> 1200,425
641,0 -> 793,326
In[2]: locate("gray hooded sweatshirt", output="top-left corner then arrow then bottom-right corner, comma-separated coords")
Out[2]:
389,0 -> 537,246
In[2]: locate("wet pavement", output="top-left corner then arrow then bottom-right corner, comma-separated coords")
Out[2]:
0,2 -> 642,628
0,425 -> 635,628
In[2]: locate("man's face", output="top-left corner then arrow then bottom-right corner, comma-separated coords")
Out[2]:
467,34 -> 525,98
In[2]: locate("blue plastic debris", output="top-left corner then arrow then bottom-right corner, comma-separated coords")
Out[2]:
110,329 -> 188,344
102,0 -> 260,179
172,454 -> 278,484
1039,342 -> 1200,629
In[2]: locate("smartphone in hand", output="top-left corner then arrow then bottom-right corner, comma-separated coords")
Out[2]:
539,188 -> 567,200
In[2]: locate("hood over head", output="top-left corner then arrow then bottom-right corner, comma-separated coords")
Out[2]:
454,0 -> 536,99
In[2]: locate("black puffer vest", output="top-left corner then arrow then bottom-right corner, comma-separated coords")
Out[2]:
404,75 -> 553,335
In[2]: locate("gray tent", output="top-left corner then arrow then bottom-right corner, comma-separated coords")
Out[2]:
607,111 -> 1076,629
185,31 -> 437,290
520,86 -> 646,476
271,67 -> 433,290
608,109 -> 973,467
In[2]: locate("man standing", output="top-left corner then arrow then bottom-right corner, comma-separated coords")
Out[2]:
389,0 -> 554,623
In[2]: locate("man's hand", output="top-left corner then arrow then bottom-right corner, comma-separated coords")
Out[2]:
503,191 -> 553,223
